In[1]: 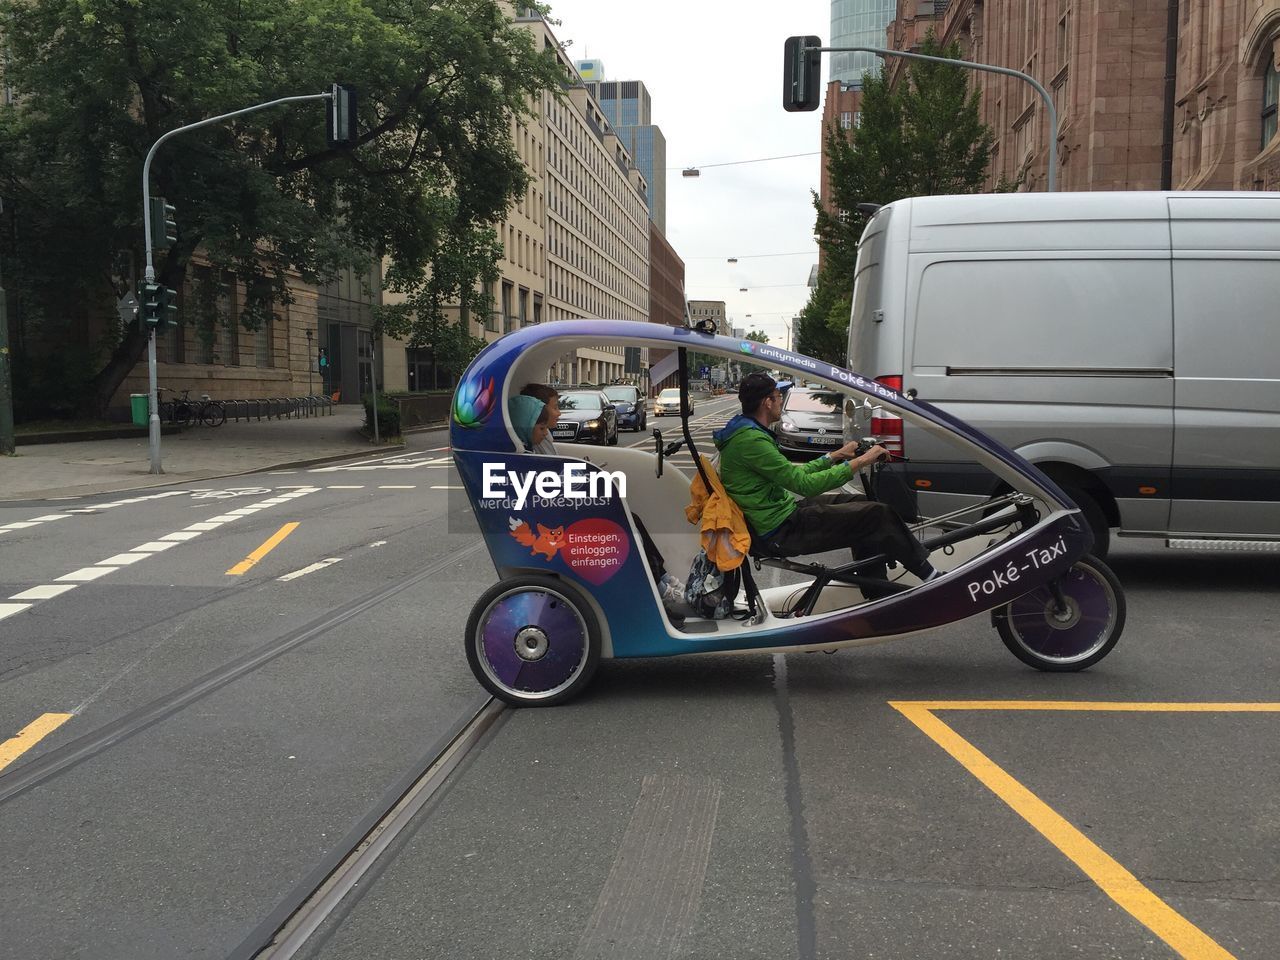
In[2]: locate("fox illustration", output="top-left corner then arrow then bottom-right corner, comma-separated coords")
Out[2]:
509,517 -> 565,561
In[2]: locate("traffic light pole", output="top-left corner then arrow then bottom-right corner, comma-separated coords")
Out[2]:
811,44 -> 1058,192
141,91 -> 337,473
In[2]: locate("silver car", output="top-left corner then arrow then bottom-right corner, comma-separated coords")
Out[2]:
772,388 -> 844,457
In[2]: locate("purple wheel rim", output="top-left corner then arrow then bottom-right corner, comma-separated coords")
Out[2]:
476,587 -> 589,698
1004,564 -> 1116,663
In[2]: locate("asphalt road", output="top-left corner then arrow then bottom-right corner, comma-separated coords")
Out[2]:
2,404 -> 1276,960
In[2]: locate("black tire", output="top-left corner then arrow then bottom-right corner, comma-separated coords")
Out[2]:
1060,485 -> 1110,558
607,422 -> 618,445
202,402 -> 227,427
994,554 -> 1125,672
464,575 -> 602,706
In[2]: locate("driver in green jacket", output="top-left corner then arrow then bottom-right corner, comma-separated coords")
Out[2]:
715,372 -> 938,595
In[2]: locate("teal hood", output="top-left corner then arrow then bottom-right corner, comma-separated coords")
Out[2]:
713,414 -> 771,450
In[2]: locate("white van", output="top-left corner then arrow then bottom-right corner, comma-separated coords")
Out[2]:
846,191 -> 1280,557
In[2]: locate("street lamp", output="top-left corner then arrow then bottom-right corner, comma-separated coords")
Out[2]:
682,168 -> 700,177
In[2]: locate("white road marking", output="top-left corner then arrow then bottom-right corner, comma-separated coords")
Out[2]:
368,540 -> 387,548
431,485 -> 464,490
378,485 -> 416,489
327,485 -> 365,489
277,558 -> 343,582
8,487 -> 324,620
30,514 -> 74,522
9,585 -> 77,601
56,567 -> 116,583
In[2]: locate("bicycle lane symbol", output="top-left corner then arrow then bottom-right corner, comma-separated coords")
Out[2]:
189,487 -> 273,500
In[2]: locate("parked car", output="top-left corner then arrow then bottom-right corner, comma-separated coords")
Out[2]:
551,390 -> 618,446
603,385 -> 646,432
654,387 -> 694,416
846,190 -> 1280,557
772,387 -> 845,457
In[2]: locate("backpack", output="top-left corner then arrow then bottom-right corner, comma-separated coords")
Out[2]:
684,549 -> 742,620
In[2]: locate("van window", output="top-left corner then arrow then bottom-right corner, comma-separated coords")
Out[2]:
1173,260 -> 1280,380
849,227 -> 886,370
912,259 -> 1172,371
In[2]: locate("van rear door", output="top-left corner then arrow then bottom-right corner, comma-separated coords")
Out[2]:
1168,197 -> 1280,538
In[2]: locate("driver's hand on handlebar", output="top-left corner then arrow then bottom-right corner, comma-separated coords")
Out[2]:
831,441 -> 889,468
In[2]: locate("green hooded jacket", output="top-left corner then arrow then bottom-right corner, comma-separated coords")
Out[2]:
712,414 -> 853,538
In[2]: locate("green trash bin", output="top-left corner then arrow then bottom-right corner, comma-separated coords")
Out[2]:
130,393 -> 149,427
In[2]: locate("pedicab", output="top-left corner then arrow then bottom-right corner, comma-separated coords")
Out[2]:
450,320 -> 1125,706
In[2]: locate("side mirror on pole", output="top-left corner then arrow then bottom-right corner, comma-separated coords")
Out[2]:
783,36 -> 823,112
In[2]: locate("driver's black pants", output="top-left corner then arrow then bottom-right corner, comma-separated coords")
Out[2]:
758,493 -> 930,582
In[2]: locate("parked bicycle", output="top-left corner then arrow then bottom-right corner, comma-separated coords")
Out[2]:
157,387 -> 226,427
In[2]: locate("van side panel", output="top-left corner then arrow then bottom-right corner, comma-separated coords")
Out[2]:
905,253 -> 1174,534
1169,198 -> 1280,537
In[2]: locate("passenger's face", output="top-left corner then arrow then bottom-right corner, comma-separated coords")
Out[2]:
532,422 -> 549,445
545,395 -> 561,426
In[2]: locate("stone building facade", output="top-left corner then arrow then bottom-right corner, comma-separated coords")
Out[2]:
875,0 -> 1280,193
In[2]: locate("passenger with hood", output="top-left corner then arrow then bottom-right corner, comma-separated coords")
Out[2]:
716,372 -> 938,595
508,394 -> 552,453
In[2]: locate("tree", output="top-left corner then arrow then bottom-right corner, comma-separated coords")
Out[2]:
745,330 -> 769,344
0,0 -> 562,416
807,33 -> 995,364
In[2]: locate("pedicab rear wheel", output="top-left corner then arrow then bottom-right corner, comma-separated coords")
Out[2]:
465,575 -> 601,706
993,554 -> 1125,672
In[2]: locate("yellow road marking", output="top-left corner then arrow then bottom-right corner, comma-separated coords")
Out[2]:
226,522 -> 300,575
890,701 -> 1259,960
0,713 -> 73,773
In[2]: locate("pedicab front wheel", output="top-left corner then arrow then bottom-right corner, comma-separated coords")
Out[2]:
465,575 -> 601,706
993,554 -> 1125,672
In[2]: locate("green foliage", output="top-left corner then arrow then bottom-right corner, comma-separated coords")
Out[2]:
810,33 -> 996,361
376,300 -> 488,386
744,330 -> 769,344
363,394 -> 402,438
0,0 -> 562,414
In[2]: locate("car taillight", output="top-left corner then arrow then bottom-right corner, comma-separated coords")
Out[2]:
870,375 -> 905,457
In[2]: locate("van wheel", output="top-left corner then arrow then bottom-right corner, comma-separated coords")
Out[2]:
1061,485 -> 1110,558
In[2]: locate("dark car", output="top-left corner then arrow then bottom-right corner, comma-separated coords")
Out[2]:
551,390 -> 619,446
772,388 -> 844,457
603,385 -> 646,432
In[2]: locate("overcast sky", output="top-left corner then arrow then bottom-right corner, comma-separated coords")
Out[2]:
542,1 -> 832,349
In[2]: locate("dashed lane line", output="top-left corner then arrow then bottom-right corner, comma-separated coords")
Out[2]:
227,523 -> 301,576
378,485 -> 416,490
277,558 -> 343,582
2,487 -> 320,620
1,490 -> 189,530
0,713 -> 72,773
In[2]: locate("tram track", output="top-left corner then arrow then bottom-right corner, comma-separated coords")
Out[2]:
0,539 -> 488,805
237,697 -> 508,960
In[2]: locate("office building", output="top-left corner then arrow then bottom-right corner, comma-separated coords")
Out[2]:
585,79 -> 667,233
830,0 -> 899,88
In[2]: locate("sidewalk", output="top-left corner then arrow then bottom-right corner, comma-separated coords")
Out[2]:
0,406 -> 415,502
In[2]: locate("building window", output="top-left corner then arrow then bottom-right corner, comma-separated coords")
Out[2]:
1263,58 -> 1279,150
1055,1 -> 1072,69
839,111 -> 853,129
405,347 -> 456,392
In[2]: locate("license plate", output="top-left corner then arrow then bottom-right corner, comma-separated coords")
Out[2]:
553,428 -> 574,437
809,435 -> 839,446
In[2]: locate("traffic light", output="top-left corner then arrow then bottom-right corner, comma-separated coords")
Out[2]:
160,285 -> 178,327
149,196 -> 178,248
318,346 -> 329,369
327,83 -> 358,147
140,281 -> 163,328
783,36 -> 822,112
